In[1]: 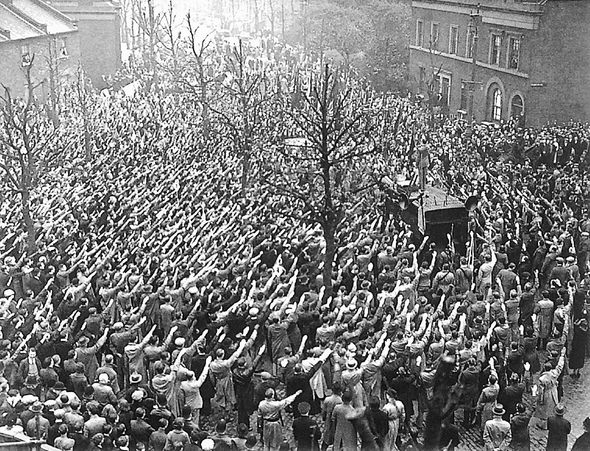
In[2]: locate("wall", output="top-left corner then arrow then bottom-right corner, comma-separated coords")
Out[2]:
409,3 -> 535,123
526,0 -> 590,127
0,31 -> 80,100
75,12 -> 122,89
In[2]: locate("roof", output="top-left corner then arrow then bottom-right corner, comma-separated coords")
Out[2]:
46,0 -> 120,14
0,0 -> 76,41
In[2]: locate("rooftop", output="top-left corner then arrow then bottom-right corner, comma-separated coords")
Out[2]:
0,0 -> 76,41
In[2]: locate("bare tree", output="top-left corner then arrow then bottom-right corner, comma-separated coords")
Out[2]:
73,65 -> 95,161
0,59 -> 54,254
131,0 -> 162,91
262,65 -> 388,295
45,36 -> 63,128
210,40 -> 272,193
183,13 -> 217,137
160,0 -> 181,72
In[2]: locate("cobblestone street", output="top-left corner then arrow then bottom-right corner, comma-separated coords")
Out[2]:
456,364 -> 590,450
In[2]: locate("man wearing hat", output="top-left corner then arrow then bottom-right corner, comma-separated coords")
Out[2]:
75,326 -> 110,384
547,404 -> 571,451
25,401 -> 49,440
483,403 -> 511,451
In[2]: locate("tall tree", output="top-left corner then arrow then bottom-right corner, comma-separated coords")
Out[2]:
0,59 -> 54,254
262,66 -> 389,295
183,13 -> 217,137
210,40 -> 272,192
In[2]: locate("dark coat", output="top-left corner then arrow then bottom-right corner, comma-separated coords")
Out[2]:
572,432 -> 590,451
510,413 -> 531,451
500,383 -> 524,416
546,415 -> 571,451
292,415 -> 320,451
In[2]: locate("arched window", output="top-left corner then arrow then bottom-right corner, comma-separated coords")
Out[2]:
511,94 -> 524,118
487,83 -> 503,121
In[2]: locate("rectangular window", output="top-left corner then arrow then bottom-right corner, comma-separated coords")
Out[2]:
416,20 -> 424,47
419,67 -> 426,87
460,81 -> 468,111
431,22 -> 439,50
438,73 -> 451,107
466,28 -> 474,58
59,38 -> 69,59
449,25 -> 459,54
490,33 -> 501,65
507,37 -> 520,70
21,44 -> 31,66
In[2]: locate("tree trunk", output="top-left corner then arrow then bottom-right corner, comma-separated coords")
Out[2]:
21,189 -> 36,255
241,151 -> 250,194
84,125 -> 91,161
322,221 -> 336,298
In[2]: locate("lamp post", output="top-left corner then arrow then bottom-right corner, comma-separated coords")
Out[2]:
466,5 -> 481,125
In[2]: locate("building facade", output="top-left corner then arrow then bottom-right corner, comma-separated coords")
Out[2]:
409,0 -> 590,127
0,0 -> 80,99
47,0 -> 121,89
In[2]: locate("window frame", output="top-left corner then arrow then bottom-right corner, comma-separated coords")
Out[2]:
438,72 -> 451,107
416,19 -> 424,47
466,28 -> 477,59
491,87 -> 502,121
507,36 -> 520,70
489,33 -> 502,66
430,22 -> 440,50
459,81 -> 468,111
448,25 -> 459,55
510,94 -> 524,118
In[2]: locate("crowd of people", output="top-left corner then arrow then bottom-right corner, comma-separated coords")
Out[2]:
0,28 -> 590,451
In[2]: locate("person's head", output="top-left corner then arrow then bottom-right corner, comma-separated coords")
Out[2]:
297,402 -> 311,416
91,433 -> 104,447
87,401 -> 100,415
554,404 -> 566,417
492,404 -> 505,417
116,435 -> 129,449
172,419 -> 183,431
368,396 -> 380,411
342,391 -> 353,404
215,419 -> 227,433
265,388 -> 275,400
237,423 -> 248,439
135,407 -> 145,419
58,423 -> 68,436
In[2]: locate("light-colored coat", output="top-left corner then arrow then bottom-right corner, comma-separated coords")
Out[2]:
331,403 -> 358,451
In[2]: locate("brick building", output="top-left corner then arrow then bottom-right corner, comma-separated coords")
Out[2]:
0,0 -> 79,99
47,0 -> 121,89
409,0 -> 590,127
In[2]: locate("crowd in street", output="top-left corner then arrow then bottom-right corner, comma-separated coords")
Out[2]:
1,33 -> 590,451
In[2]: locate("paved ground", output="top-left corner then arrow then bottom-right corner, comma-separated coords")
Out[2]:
456,364 -> 590,451
200,359 -> 590,450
